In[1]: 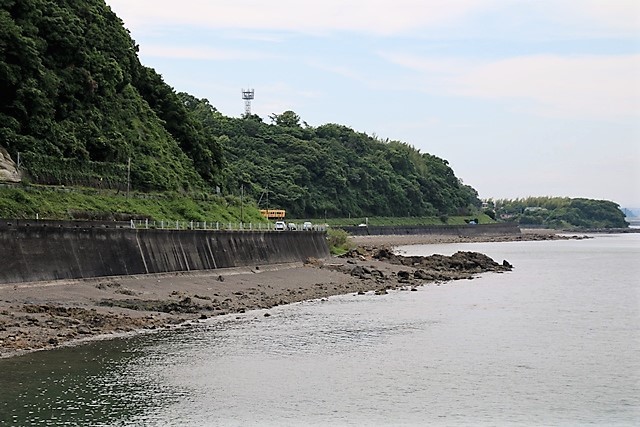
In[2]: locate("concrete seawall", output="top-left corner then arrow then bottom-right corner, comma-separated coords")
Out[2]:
340,222 -> 521,236
0,224 -> 329,284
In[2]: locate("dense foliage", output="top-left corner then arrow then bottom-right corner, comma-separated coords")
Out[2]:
185,103 -> 480,217
1,0 -> 480,218
490,197 -> 628,229
0,0 -> 215,191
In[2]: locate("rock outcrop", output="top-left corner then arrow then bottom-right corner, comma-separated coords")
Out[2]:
341,245 -> 513,282
0,148 -> 21,183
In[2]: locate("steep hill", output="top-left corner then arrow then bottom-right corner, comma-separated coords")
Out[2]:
183,100 -> 479,217
0,0 -> 218,191
1,0 -> 479,218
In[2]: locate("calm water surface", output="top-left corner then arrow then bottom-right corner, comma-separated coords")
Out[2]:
1,234 -> 638,426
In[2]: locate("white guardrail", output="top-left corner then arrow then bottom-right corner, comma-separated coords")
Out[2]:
129,220 -> 326,232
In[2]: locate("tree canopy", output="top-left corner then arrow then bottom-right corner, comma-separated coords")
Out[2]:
0,0 -> 212,191
195,106 -> 480,217
491,197 -> 628,229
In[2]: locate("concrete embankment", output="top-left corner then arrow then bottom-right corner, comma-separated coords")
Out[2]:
0,221 -> 329,284
340,222 -> 521,236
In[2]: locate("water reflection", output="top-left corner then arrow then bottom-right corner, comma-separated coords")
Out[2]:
0,333 -> 182,426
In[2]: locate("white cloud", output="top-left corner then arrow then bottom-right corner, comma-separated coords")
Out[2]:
106,0 -> 489,36
556,0 -> 640,35
455,54 -> 640,119
106,0 -> 640,38
140,45 -> 279,61
382,52 -> 640,120
306,60 -> 367,81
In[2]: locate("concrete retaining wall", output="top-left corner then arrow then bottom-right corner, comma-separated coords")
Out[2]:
340,222 -> 521,236
0,225 -> 329,284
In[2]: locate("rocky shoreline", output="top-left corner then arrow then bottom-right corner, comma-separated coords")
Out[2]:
0,231 -> 582,359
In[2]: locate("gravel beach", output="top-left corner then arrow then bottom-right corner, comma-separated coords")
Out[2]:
0,230 -> 576,358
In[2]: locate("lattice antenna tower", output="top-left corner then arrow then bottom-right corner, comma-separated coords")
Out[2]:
242,88 -> 254,116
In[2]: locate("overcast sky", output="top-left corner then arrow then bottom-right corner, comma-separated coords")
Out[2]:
105,0 -> 640,208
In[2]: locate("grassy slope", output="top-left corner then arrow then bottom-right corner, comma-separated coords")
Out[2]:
0,185 -> 266,223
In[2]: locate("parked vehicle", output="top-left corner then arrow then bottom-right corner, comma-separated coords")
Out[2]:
287,222 -> 297,230
303,221 -> 312,230
274,221 -> 286,231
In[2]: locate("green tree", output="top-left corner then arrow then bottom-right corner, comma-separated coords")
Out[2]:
269,110 -> 301,127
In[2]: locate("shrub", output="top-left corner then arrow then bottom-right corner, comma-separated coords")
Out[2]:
326,228 -> 353,256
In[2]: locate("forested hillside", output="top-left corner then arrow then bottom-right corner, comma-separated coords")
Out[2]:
184,101 -> 479,217
0,0 -> 479,218
0,0 -> 221,191
488,197 -> 628,229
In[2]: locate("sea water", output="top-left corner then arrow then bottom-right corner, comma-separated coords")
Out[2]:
1,234 -> 638,426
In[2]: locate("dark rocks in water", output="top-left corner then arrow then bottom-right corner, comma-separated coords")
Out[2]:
339,245 -> 514,286
372,249 -> 512,274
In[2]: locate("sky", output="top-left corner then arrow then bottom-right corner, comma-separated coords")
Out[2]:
105,0 -> 640,208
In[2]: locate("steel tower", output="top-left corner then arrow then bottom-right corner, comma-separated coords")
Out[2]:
242,88 -> 254,116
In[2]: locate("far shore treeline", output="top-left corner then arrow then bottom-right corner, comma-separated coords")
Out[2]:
0,0 -> 628,229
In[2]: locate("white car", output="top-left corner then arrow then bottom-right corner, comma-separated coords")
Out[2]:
303,221 -> 312,230
274,221 -> 286,231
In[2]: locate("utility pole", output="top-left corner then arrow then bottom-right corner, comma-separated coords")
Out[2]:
240,184 -> 244,223
126,157 -> 131,198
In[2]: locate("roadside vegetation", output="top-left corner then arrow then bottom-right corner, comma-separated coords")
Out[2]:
326,228 -> 353,256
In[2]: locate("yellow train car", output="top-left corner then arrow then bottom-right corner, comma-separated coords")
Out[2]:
260,209 -> 286,220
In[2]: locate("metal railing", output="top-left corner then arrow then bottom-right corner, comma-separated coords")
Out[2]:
130,220 -> 326,232
0,218 -> 326,232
